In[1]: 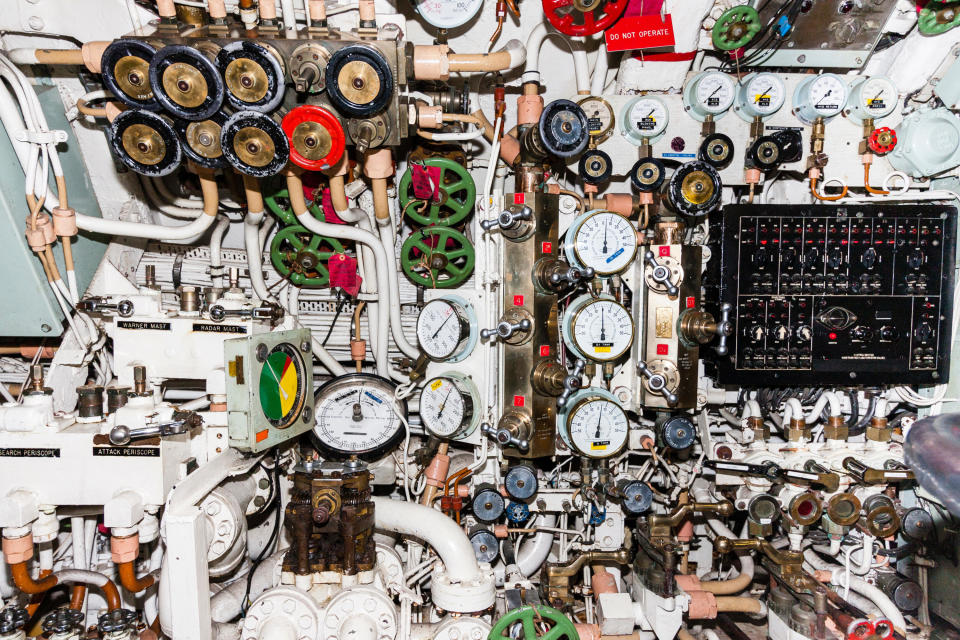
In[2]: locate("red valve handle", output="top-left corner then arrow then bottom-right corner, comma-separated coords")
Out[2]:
541,0 -> 629,36
868,127 -> 897,155
281,105 -> 346,171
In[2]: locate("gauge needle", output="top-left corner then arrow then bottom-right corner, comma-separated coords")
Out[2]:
755,86 -> 772,103
437,388 -> 453,420
645,109 -> 655,118
602,220 -> 608,254
814,90 -> 832,108
595,403 -> 604,439
432,313 -> 453,338
707,86 -> 721,100
600,307 -> 606,342
266,361 -> 289,400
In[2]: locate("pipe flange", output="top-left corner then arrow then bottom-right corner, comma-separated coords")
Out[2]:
321,586 -> 397,640
433,615 -> 491,640
241,586 -> 321,640
201,488 -> 246,577
430,563 -> 496,613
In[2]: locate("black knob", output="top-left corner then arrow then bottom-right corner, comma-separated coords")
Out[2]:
861,247 -> 877,270
907,248 -> 924,269
914,322 -> 934,342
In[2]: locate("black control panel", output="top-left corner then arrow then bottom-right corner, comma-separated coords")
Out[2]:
711,204 -> 956,385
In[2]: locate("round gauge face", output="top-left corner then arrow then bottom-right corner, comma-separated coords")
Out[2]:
805,74 -> 847,118
313,374 -> 405,458
413,0 -> 483,29
416,299 -> 468,361
420,376 -> 471,438
572,211 -> 638,276
857,76 -> 897,119
570,298 -> 634,362
625,97 -> 668,138
577,96 -> 615,138
567,397 -> 629,458
740,72 -> 785,117
694,72 -> 736,115
258,343 -> 307,429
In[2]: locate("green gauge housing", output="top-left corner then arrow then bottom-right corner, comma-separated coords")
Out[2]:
225,328 -> 315,453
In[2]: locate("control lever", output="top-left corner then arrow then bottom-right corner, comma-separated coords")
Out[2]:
643,250 -> 679,297
557,359 -> 585,408
715,302 -> 734,356
480,205 -> 533,232
704,459 -> 839,492
549,265 -> 596,288
637,360 -> 678,406
109,412 -> 202,446
481,422 -> 529,452
842,457 -> 915,484
78,297 -> 134,318
210,303 -> 285,323
713,536 -> 807,589
481,318 -> 532,343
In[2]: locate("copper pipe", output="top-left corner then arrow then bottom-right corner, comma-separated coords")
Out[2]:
69,585 -> 86,610
117,562 -> 156,593
11,562 -> 57,594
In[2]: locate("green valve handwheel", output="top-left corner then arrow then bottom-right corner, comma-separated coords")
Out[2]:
270,225 -> 345,288
398,157 -> 476,227
919,2 -> 960,35
400,226 -> 475,289
488,605 -> 579,640
712,5 -> 762,50
264,187 -> 324,226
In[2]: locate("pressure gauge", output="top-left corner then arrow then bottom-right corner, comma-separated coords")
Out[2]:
735,72 -> 786,121
563,294 -> 634,362
411,0 -> 483,29
419,373 -> 480,439
793,73 -> 848,124
313,373 -> 406,459
847,76 -> 897,122
683,71 -> 736,121
621,96 -> 669,145
561,392 -> 629,458
564,210 -> 638,276
416,296 -> 477,362
577,96 -> 615,141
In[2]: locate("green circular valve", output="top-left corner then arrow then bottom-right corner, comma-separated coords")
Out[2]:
270,225 -> 345,288
919,2 -> 960,35
488,606 -> 579,640
264,186 -> 325,226
401,226 -> 475,289
398,157 -> 476,227
712,5 -> 761,50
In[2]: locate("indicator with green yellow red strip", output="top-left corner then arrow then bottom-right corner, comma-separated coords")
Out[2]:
258,343 -> 308,429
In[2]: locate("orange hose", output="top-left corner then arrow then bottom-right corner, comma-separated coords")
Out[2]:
118,561 -> 156,593
69,585 -> 86,610
810,177 -> 847,202
11,563 -> 58,594
864,164 -> 889,195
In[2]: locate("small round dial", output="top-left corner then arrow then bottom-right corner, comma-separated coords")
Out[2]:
566,396 -> 629,458
683,71 -> 736,121
794,73 -> 848,124
416,298 -> 473,362
735,72 -> 786,120
577,96 -> 615,140
412,0 -> 484,29
313,374 -> 405,459
848,75 -> 897,122
566,211 -> 638,276
258,343 -> 308,429
564,295 -> 634,362
419,374 -> 478,439
621,96 -> 669,143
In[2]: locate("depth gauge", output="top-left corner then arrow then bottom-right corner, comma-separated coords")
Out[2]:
313,373 -> 406,459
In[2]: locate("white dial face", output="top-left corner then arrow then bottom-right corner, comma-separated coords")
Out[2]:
806,75 -> 847,118
741,73 -> 785,116
567,397 -> 629,458
571,299 -> 634,362
314,377 -> 403,455
414,0 -> 483,28
417,299 -> 467,361
578,97 -> 615,137
573,212 -> 638,276
627,97 -> 668,137
420,377 -> 468,437
694,72 -> 736,115
858,76 -> 897,119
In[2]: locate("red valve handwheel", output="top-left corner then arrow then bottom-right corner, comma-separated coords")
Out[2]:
868,127 -> 897,155
281,105 -> 346,171
542,0 -> 629,36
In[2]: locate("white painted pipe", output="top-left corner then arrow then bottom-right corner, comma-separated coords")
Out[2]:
591,42 -> 608,95
372,497 -> 480,582
378,219 -> 420,359
243,211 -> 275,304
523,23 -> 549,79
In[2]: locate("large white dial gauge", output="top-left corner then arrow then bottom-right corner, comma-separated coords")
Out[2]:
313,374 -> 405,459
419,373 -> 479,439
565,211 -> 638,276
847,75 -> 897,122
563,295 -> 635,362
735,72 -> 786,121
683,71 -> 736,121
411,0 -> 483,29
565,395 -> 629,458
793,73 -> 848,124
621,96 -> 669,144
416,297 -> 474,362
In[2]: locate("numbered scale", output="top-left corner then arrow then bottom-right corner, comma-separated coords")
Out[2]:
312,373 -> 406,459
620,96 -> 669,145
415,296 -> 478,363
419,373 -> 481,439
411,0 -> 484,28
558,388 -> 629,458
562,294 -> 635,363
564,210 -> 638,277
224,328 -> 314,453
